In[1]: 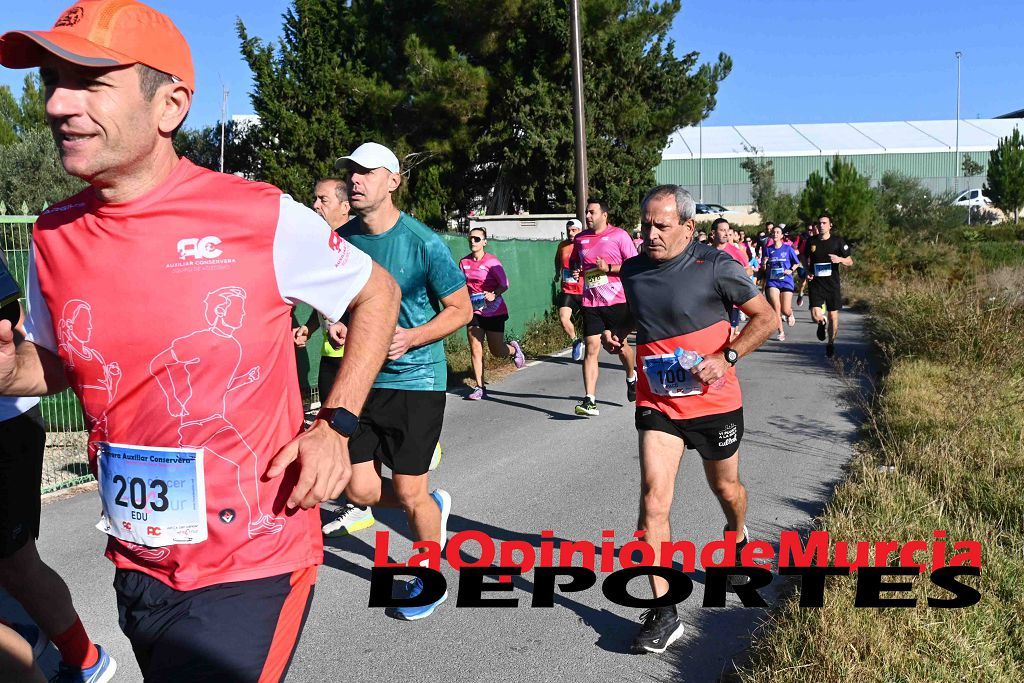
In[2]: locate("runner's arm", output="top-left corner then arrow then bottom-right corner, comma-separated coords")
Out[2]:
321,262 -> 399,413
691,293 -> 774,384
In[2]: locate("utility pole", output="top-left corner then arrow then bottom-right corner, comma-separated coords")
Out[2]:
569,0 -> 588,221
954,52 -> 961,194
699,117 -> 704,202
219,85 -> 229,174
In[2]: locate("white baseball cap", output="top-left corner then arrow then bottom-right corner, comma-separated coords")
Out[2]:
566,218 -> 583,230
335,142 -> 401,173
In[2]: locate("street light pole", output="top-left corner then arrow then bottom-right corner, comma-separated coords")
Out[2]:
955,51 -> 967,223
699,117 -> 704,202
569,0 -> 589,222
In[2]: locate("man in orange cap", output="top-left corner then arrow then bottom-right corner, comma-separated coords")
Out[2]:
0,2 -> 400,681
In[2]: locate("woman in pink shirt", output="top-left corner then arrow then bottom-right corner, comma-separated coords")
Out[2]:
460,228 -> 526,400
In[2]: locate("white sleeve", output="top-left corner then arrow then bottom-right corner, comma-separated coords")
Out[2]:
272,194 -> 374,322
22,242 -> 57,353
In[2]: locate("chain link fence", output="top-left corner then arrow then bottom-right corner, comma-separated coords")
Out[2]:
1,216 -> 92,493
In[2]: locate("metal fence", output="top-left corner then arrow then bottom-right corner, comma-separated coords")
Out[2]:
1,216 -> 92,493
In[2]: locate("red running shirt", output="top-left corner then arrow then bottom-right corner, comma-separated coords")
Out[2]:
24,159 -> 373,590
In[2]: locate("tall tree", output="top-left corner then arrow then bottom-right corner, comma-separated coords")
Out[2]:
0,128 -> 86,212
238,0 -> 729,229
0,73 -> 47,146
797,156 -> 874,240
984,128 -> 1024,224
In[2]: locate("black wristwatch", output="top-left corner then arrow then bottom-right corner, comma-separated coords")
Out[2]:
723,348 -> 739,366
316,406 -> 359,437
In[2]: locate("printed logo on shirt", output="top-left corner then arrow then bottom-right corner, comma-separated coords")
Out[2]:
328,232 -> 352,268
219,509 -> 236,524
167,237 -> 237,272
177,236 -> 223,260
41,201 -> 87,215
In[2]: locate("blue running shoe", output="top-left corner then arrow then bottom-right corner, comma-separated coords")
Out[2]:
387,577 -> 449,621
430,489 -> 452,551
571,338 -> 584,361
51,644 -> 117,683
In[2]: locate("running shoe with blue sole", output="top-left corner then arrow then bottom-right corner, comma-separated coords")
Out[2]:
571,338 -> 584,361
51,644 -> 117,683
387,577 -> 449,621
431,489 -> 452,551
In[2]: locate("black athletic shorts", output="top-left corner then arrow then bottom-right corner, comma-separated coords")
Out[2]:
808,281 -> 843,311
349,389 -> 445,475
556,292 -> 583,313
115,565 -> 316,683
469,313 -> 507,333
317,355 -> 342,404
635,406 -> 744,461
0,405 -> 46,558
582,303 -> 631,337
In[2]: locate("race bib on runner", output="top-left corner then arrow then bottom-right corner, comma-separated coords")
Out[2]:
95,443 -> 208,548
562,268 -> 578,284
470,292 -> 488,311
770,266 -> 785,280
584,268 -> 609,290
813,262 -> 833,277
642,353 -> 704,397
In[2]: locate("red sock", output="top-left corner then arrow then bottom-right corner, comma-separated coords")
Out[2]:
51,618 -> 99,669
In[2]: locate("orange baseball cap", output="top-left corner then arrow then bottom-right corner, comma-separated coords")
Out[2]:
0,0 -> 195,92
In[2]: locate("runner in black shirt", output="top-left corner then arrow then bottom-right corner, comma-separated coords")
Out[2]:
805,214 -> 853,357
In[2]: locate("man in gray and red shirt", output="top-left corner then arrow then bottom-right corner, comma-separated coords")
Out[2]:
606,184 -> 775,655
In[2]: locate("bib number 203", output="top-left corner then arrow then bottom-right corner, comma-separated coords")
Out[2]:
112,475 -> 169,512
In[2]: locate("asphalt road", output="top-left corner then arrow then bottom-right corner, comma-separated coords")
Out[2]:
5,309 -> 869,682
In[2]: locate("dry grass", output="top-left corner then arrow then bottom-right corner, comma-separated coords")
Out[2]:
735,269 -> 1024,682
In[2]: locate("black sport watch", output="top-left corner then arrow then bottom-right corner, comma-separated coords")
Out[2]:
723,348 -> 739,366
316,406 -> 359,438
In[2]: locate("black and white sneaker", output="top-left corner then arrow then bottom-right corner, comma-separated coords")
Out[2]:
816,320 -> 827,341
575,397 -> 599,416
626,376 -> 637,402
633,606 -> 684,654
725,524 -> 752,591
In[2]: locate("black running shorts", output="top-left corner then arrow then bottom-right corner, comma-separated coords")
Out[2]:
582,303 -> 632,337
0,405 -> 46,558
635,406 -> 744,461
808,281 -> 843,311
115,565 -> 316,683
556,292 -> 583,313
348,389 -> 446,475
469,313 -> 507,333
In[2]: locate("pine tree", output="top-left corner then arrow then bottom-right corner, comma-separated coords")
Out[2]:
984,128 -> 1024,224
238,0 -> 730,229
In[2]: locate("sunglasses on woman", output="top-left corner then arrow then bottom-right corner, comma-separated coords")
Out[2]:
469,236 -> 484,243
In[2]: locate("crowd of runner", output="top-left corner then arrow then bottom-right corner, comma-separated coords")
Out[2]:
0,1 -> 854,679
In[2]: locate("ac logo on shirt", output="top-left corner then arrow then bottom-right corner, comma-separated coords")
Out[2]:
177,236 -> 223,260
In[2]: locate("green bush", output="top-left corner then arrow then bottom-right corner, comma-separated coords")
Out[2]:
966,241 -> 1024,268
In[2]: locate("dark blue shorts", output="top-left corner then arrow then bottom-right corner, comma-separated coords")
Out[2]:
115,566 -> 316,682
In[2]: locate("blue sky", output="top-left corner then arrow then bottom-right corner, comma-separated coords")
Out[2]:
3,1 -> 1022,130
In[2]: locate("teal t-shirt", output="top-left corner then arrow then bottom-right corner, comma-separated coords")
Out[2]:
338,212 -> 465,391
